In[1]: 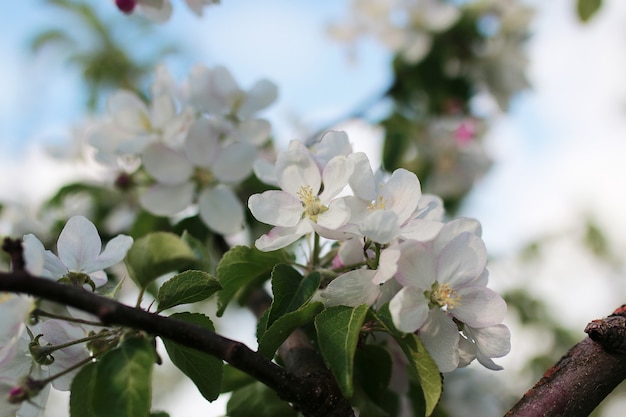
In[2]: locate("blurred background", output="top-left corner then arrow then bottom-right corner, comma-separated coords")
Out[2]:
2,0 -> 626,416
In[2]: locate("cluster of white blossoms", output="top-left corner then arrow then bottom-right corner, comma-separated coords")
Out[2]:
248,132 -> 510,372
87,65 -> 277,235
0,216 -> 132,416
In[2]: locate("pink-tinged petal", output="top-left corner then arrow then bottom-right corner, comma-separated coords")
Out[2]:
419,309 -> 460,372
396,240 -> 436,288
399,219 -> 443,242
372,241 -> 400,284
436,232 -> 486,288
198,186 -> 245,235
360,210 -> 400,244
347,152 -> 376,201
412,194 -> 445,221
88,234 -> 133,272
22,234 -> 45,276
238,79 -> 278,119
234,119 -> 271,146
253,158 -> 278,186
107,90 -> 149,133
142,143 -> 193,185
389,287 -> 429,333
255,222 -> 313,252
316,197 -> 351,230
140,182 -> 195,216
88,270 -> 108,288
276,148 -> 321,197
248,190 -> 303,227
322,270 -> 380,307
162,107 -> 194,146
338,238 -> 366,267
187,65 -> 239,114
453,286 -> 506,328
457,336 -> 477,368
382,169 -> 422,224
184,118 -> 220,168
319,155 -> 353,201
57,216 -> 101,272
213,142 -> 257,183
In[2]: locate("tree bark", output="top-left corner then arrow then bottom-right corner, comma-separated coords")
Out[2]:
505,306 -> 626,417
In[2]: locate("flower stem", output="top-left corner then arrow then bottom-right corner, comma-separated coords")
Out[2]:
33,309 -> 108,327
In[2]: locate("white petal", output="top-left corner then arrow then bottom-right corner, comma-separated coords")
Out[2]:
436,232 -> 486,288
22,234 -> 45,276
322,270 -> 380,307
276,146 -> 321,197
234,119 -> 271,146
399,219 -> 443,242
433,217 -> 482,253
255,222 -> 313,252
107,90 -> 149,133
150,94 -> 176,130
142,143 -> 193,185
238,79 -> 278,119
213,142 -> 257,183
248,190 -> 303,227
316,197 -> 351,231
468,324 -> 511,370
184,118 -> 220,168
198,185 -> 245,235
348,152 -> 376,201
359,210 -> 400,244
419,309 -> 460,373
372,241 -> 400,285
454,287 -> 507,328
389,286 -> 429,333
88,235 -> 134,272
319,155 -> 353,202
338,238 -> 366,267
382,169 -> 421,225
140,182 -> 195,216
312,131 -> 353,167
396,240 -> 436,289
57,216 -> 101,272
253,158 -> 278,186
43,250 -> 69,279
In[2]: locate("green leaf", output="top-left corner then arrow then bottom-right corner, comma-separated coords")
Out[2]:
149,413 -> 169,417
268,267 -> 320,328
92,337 -> 155,417
221,365 -> 255,393
216,246 -> 293,316
227,382 -> 297,417
256,308 -> 270,342
156,270 -> 221,312
577,0 -> 603,22
258,302 -> 324,358
314,304 -> 369,398
70,361 -> 97,417
370,305 -> 442,416
355,344 -> 392,402
162,312 -> 223,402
125,232 -> 196,288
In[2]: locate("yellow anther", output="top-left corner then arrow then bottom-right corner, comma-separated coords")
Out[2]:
368,196 -> 386,212
429,282 -> 461,310
297,185 -> 328,222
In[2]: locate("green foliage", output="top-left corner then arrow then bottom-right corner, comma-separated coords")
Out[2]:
220,365 -> 256,393
268,267 -> 320,327
577,0 -> 603,22
227,382 -> 297,417
70,361 -> 97,417
215,246 -> 294,316
92,337 -> 156,417
125,232 -> 197,289
156,270 -> 221,312
162,313 -> 224,402
314,304 -> 369,398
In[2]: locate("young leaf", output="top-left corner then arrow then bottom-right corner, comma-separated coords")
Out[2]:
125,232 -> 196,288
70,361 -> 97,417
314,304 -> 369,398
354,344 -> 393,402
577,0 -> 602,22
268,267 -> 320,328
161,312 -> 223,402
216,245 -> 293,316
156,270 -> 221,312
227,382 -> 297,417
92,337 -> 156,417
258,301 -> 324,358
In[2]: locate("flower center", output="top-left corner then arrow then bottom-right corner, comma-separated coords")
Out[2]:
426,282 -> 461,310
368,195 -> 386,212
297,185 -> 328,222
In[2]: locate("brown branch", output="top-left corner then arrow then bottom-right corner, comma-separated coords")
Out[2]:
505,306 -> 626,417
0,272 -> 349,417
